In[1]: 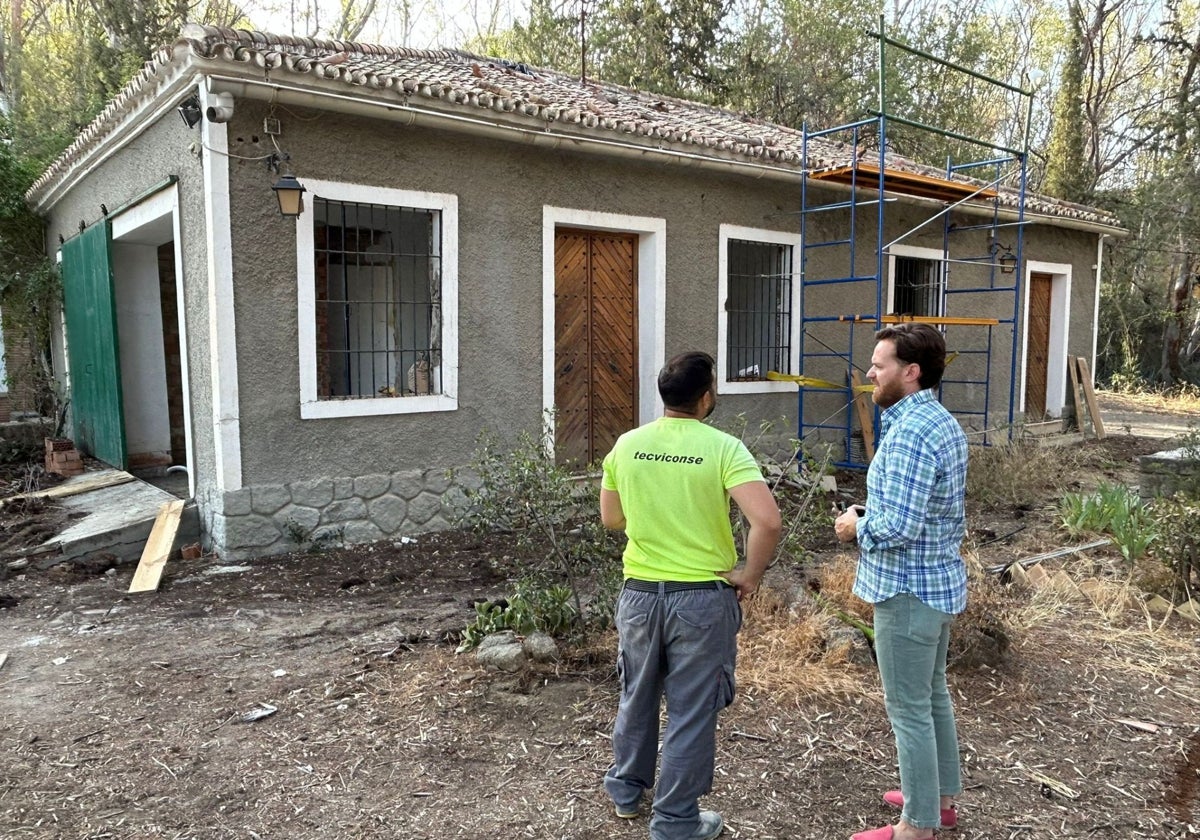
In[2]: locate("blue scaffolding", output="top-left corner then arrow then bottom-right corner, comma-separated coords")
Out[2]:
795,18 -> 1036,468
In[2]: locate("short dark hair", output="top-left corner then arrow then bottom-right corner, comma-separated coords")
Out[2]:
658,351 -> 715,411
875,323 -> 947,389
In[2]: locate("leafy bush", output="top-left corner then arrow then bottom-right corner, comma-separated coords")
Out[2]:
716,413 -> 833,566
456,577 -> 579,653
453,418 -> 623,645
282,517 -> 345,553
0,132 -> 63,420
0,436 -> 40,466
1147,494 -> 1200,594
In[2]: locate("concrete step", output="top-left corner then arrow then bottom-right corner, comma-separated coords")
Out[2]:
1023,419 -> 1068,436
34,472 -> 199,568
1030,431 -> 1086,448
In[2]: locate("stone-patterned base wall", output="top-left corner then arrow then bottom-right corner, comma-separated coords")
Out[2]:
204,467 -> 477,560
1139,448 -> 1200,500
0,418 -> 53,459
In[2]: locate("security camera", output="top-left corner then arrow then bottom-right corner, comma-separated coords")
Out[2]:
205,92 -> 235,123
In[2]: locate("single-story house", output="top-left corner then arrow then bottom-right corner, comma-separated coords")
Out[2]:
25,24 -> 1124,559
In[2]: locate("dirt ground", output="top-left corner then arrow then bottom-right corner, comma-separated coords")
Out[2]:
1,425 -> 1198,839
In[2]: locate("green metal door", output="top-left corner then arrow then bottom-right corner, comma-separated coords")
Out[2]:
61,221 -> 127,468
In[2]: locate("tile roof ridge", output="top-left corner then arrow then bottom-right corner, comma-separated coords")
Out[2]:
177,23 -> 474,63
25,22 -> 1124,232
26,39 -> 180,202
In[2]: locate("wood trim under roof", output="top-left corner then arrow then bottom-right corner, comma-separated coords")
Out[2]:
808,163 -> 999,202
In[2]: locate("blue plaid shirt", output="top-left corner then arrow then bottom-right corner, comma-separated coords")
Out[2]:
853,389 -> 968,614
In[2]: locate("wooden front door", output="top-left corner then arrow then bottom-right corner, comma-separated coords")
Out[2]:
1025,272 -> 1053,420
554,228 -> 638,467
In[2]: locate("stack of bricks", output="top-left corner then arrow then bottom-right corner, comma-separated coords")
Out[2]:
45,438 -> 84,477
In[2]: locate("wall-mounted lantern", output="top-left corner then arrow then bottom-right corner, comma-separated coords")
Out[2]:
272,173 -> 307,218
989,237 -> 1018,275
998,249 -> 1018,274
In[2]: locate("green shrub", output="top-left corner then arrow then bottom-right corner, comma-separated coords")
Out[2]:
282,517 -> 345,553
456,576 -> 579,653
1059,481 -> 1157,563
1147,494 -> 1199,592
716,413 -> 833,567
453,417 -> 623,646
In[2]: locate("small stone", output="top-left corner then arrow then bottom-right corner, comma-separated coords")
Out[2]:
475,630 -> 527,672
523,631 -> 559,663
825,627 -> 875,668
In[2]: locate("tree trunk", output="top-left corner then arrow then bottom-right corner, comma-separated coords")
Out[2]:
1161,255 -> 1195,384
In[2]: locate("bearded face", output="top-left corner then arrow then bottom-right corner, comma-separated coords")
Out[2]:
868,339 -> 919,409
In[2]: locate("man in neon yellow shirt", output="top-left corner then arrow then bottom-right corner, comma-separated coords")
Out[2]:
600,351 -> 781,840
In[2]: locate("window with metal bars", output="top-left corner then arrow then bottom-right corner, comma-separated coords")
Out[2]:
725,238 -> 793,381
892,256 -> 944,317
313,197 -> 442,399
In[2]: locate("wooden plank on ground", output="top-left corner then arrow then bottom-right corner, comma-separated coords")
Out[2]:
1067,356 -> 1087,434
850,371 -> 875,462
1076,357 -> 1106,440
0,470 -> 135,507
128,499 -> 186,594
1024,562 -> 1050,588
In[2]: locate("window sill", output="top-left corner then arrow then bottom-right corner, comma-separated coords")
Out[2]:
718,380 -> 797,395
300,393 -> 458,419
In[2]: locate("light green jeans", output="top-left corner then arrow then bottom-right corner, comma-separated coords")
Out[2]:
873,592 -> 962,830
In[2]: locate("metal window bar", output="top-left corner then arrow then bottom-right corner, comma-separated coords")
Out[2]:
727,240 -> 792,381
315,197 -> 442,399
892,257 -> 943,318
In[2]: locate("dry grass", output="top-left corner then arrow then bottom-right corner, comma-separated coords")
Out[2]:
966,438 -> 1097,510
1007,562 -> 1197,684
737,584 -> 875,704
812,552 -> 874,625
930,551 -> 1012,669
1097,387 -> 1200,416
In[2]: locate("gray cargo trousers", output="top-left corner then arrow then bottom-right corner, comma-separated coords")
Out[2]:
603,581 -> 742,840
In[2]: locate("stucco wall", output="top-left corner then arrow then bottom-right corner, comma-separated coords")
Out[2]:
210,100 -> 1104,555
42,109 -> 214,497
225,102 -> 817,485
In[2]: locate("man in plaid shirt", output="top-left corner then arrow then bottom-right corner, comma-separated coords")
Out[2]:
834,323 -> 968,840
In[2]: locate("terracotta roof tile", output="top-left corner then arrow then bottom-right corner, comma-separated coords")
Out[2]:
27,24 -> 1122,229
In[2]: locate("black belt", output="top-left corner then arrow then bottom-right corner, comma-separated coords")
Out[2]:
624,579 -> 728,593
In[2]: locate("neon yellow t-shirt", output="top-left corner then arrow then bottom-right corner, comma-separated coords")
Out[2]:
601,417 -> 765,581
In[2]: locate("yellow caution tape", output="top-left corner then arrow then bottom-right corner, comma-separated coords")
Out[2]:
765,352 -> 958,393
766,371 -> 873,393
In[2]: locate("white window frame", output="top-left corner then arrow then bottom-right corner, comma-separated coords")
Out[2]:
1020,260 -> 1072,418
297,180 -> 458,419
541,206 -> 667,429
717,224 -> 801,394
886,244 -> 946,317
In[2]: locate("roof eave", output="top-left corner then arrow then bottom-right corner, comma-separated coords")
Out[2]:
27,61 -> 199,213
203,68 -> 810,177
27,41 -> 1127,239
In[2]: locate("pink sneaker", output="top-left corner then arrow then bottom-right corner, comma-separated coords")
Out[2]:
851,827 -> 896,840
882,790 -> 958,829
